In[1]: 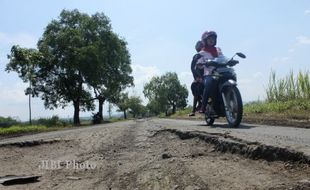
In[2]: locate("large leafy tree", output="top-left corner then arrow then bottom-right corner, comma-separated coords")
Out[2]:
143,72 -> 188,116
6,9 -> 133,125
88,32 -> 133,121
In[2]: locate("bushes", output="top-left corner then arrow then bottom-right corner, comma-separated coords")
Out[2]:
0,115 -> 70,128
0,125 -> 48,135
0,116 -> 19,128
32,115 -> 66,127
244,99 -> 310,114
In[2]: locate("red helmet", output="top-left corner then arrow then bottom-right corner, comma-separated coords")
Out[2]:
201,31 -> 217,41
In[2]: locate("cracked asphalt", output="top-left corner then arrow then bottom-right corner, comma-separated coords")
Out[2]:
0,118 -> 309,190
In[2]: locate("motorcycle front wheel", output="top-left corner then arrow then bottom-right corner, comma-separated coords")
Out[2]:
223,86 -> 243,128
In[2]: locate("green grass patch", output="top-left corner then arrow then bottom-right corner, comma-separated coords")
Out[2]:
0,125 -> 51,136
109,117 -> 125,123
244,99 -> 310,121
244,99 -> 310,113
172,107 -> 192,117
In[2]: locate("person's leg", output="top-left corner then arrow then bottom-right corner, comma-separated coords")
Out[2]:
190,82 -> 198,116
199,76 -> 215,113
197,81 -> 204,110
189,96 -> 198,116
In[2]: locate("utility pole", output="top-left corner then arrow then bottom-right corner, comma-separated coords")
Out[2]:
27,63 -> 35,125
29,80 -> 32,125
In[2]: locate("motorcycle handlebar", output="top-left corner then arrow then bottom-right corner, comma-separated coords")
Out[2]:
204,59 -> 239,67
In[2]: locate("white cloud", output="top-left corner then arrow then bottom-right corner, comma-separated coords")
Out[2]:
0,82 -> 28,103
178,71 -> 193,95
132,64 -> 161,85
288,48 -> 295,53
0,32 -> 37,48
178,71 -> 192,82
272,56 -> 290,62
238,78 -> 252,85
304,10 -> 310,15
253,72 -> 264,79
271,56 -> 291,69
238,78 -> 266,102
296,35 -> 310,45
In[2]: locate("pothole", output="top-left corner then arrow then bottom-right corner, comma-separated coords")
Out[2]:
0,139 -> 71,148
153,129 -> 310,164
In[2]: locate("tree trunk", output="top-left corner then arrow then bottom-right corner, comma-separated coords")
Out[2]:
73,101 -> 80,126
172,104 -> 176,114
98,96 -> 105,122
123,110 -> 127,119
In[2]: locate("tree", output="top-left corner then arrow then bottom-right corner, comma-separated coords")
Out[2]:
88,33 -> 133,122
127,95 -> 145,118
6,9 -> 133,125
34,9 -> 105,125
6,46 -> 42,125
143,72 -> 188,116
39,10 -> 133,123
108,102 -> 113,119
115,92 -> 130,119
146,99 -> 161,116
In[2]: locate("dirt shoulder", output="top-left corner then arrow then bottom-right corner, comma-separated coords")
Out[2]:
171,113 -> 310,129
0,119 -> 309,190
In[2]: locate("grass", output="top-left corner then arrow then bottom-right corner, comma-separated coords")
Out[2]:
267,70 -> 310,102
109,117 -> 125,123
243,99 -> 310,121
0,125 -> 52,136
172,107 -> 192,117
244,99 -> 310,114
247,70 -> 310,121
0,117 -> 128,136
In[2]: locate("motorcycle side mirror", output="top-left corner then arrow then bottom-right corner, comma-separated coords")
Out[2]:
236,52 -> 246,59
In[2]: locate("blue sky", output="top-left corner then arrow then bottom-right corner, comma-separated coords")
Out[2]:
0,0 -> 310,121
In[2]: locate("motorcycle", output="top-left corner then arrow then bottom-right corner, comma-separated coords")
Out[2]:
198,52 -> 246,127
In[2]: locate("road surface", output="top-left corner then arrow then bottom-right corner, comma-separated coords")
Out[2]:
0,118 -> 309,190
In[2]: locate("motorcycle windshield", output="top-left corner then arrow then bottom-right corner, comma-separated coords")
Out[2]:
212,56 -> 229,64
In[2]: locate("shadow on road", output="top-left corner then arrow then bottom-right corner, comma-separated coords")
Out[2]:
197,123 -> 256,129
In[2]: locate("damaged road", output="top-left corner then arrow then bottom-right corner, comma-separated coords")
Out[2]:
0,118 -> 309,190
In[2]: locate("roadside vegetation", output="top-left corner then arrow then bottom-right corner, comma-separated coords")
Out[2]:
0,125 -> 50,136
239,70 -> 309,128
244,70 -> 310,121
0,116 -> 71,136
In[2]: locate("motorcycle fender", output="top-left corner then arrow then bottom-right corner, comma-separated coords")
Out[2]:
220,79 -> 236,92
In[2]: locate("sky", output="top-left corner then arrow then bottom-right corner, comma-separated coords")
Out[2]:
0,0 -> 310,121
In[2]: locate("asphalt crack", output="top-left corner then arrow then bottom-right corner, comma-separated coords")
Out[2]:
154,129 -> 310,164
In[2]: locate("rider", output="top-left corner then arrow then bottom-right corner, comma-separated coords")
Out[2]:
196,30 -> 224,113
189,40 -> 204,116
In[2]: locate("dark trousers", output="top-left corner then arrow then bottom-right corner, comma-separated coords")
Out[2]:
201,76 -> 216,110
191,81 -> 204,112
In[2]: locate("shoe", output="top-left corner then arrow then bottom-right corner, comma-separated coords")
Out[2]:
198,109 -> 206,114
209,107 -> 217,115
188,112 -> 195,117
196,105 -> 201,111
